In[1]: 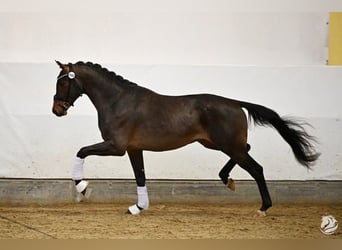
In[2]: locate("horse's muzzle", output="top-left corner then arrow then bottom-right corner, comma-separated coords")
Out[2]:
52,100 -> 69,117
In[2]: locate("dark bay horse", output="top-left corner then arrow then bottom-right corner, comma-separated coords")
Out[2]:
52,61 -> 319,215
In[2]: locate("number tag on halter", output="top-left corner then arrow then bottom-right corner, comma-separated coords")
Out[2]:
68,72 -> 76,79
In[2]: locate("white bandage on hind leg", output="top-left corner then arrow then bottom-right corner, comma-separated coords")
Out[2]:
72,157 -> 85,181
137,186 -> 149,210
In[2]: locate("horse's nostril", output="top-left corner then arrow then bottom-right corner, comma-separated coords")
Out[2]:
62,102 -> 70,110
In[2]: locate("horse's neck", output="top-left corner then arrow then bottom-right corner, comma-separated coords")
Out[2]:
83,76 -> 123,113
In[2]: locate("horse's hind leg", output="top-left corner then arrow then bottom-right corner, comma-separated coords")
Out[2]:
127,150 -> 149,215
231,151 -> 272,215
210,136 -> 271,213
219,144 -> 251,191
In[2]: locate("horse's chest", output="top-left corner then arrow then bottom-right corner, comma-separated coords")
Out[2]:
97,114 -> 132,140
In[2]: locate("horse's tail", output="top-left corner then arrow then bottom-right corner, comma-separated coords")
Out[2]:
239,101 -> 320,169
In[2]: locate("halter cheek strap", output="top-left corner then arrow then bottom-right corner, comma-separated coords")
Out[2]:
54,63 -> 84,105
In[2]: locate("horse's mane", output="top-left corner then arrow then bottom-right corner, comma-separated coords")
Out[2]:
75,61 -> 137,87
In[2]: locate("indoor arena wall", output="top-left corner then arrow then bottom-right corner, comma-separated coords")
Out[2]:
1,1 -> 341,182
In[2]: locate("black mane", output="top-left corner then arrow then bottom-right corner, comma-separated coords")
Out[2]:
75,61 -> 137,87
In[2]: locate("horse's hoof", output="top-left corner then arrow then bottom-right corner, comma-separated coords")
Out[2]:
256,210 -> 267,217
227,178 -> 235,191
75,180 -> 89,193
127,204 -> 142,215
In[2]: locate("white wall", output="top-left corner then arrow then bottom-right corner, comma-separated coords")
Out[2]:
1,0 -> 340,65
0,12 -> 329,65
1,64 -> 341,180
0,1 -> 341,180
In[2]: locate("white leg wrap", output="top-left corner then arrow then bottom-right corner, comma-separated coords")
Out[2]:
72,157 -> 84,180
71,157 -> 89,196
127,186 -> 149,215
137,186 -> 149,210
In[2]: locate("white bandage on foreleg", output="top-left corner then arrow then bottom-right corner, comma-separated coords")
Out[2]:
72,157 -> 85,180
137,186 -> 149,210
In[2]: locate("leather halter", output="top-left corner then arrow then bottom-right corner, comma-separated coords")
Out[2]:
54,63 -> 83,106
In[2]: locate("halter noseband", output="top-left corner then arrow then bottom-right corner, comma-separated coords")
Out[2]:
54,63 -> 84,107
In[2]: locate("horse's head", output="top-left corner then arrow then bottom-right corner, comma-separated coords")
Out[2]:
52,61 -> 84,117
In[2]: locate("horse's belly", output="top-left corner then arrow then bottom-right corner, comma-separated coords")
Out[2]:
127,107 -> 208,151
127,130 -> 205,152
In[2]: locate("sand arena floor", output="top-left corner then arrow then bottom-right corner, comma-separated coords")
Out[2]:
0,202 -> 341,239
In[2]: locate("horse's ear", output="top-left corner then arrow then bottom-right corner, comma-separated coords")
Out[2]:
55,60 -> 65,69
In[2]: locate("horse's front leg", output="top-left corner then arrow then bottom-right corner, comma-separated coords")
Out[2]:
72,141 -> 126,199
126,150 -> 149,215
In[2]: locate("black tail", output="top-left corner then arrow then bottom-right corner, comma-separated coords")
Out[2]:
240,101 -> 320,168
